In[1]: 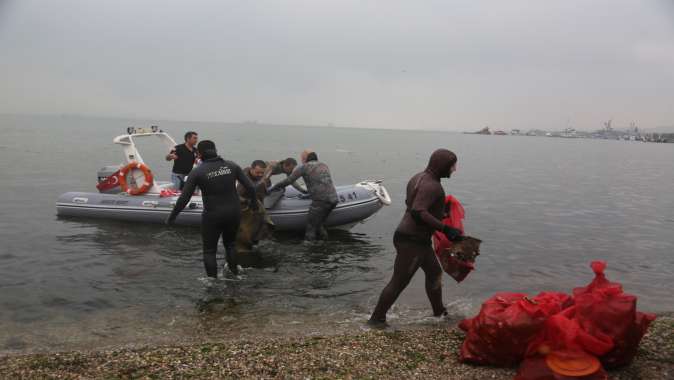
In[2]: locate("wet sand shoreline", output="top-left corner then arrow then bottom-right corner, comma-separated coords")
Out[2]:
1,315 -> 671,379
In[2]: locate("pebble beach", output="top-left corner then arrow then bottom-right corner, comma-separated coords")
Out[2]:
1,315 -> 671,379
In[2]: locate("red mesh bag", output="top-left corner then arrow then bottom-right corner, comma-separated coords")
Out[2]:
433,238 -> 475,282
440,195 -> 465,233
459,292 -> 573,367
572,261 -> 622,295
571,261 -> 656,369
526,309 -> 614,358
432,195 -> 474,282
522,311 -> 610,379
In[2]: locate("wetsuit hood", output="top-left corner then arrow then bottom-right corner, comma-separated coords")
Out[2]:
201,150 -> 219,160
426,149 -> 457,179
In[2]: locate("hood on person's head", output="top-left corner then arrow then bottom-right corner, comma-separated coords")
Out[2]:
426,149 -> 457,178
197,140 -> 218,160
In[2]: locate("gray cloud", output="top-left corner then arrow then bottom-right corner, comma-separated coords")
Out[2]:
1,0 -> 673,130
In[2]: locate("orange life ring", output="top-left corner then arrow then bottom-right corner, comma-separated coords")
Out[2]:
118,162 -> 154,195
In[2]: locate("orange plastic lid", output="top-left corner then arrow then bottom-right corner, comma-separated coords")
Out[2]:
546,351 -> 601,377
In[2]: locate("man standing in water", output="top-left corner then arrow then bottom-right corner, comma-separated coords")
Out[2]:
165,131 -> 198,190
369,149 -> 462,326
268,150 -> 338,241
165,140 -> 257,278
238,160 -> 271,200
236,160 -> 274,252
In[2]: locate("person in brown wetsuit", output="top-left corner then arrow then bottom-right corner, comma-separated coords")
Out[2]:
369,149 -> 462,326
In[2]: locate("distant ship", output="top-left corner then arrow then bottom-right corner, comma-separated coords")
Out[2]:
560,127 -> 578,138
473,126 -> 491,135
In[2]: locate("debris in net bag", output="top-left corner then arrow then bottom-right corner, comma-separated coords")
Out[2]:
571,261 -> 656,369
459,292 -> 573,367
461,261 -> 656,376
526,309 -> 614,359
432,195 -> 481,282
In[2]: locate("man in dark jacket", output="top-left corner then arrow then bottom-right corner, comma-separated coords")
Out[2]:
165,131 -> 198,190
369,149 -> 462,325
268,150 -> 338,240
166,140 -> 257,278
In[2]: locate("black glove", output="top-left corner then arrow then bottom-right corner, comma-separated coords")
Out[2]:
442,225 -> 462,242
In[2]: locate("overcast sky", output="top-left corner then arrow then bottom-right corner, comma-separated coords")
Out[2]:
1,0 -> 673,131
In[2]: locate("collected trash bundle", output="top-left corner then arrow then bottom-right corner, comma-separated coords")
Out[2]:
432,195 -> 482,283
459,261 -> 656,379
518,311 -> 611,379
569,261 -> 656,369
459,292 -> 573,367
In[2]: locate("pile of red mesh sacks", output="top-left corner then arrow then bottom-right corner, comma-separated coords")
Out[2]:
459,262 -> 656,379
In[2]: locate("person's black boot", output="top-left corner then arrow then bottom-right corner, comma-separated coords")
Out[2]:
433,308 -> 450,319
366,318 -> 390,329
203,250 -> 218,278
224,243 -> 239,276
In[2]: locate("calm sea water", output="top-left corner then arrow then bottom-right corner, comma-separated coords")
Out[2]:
1,114 -> 673,354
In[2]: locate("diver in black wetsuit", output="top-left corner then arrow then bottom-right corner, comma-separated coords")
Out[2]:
165,140 -> 257,278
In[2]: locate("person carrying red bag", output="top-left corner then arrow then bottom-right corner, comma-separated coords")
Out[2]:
369,149 -> 462,327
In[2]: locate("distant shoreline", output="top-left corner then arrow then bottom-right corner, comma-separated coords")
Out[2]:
3,112 -> 673,135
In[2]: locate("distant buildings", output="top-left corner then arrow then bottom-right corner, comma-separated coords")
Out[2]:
560,128 -> 578,138
470,126 -> 492,135
464,121 -> 673,143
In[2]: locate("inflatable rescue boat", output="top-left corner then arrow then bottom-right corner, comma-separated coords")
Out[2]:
56,127 -> 391,231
